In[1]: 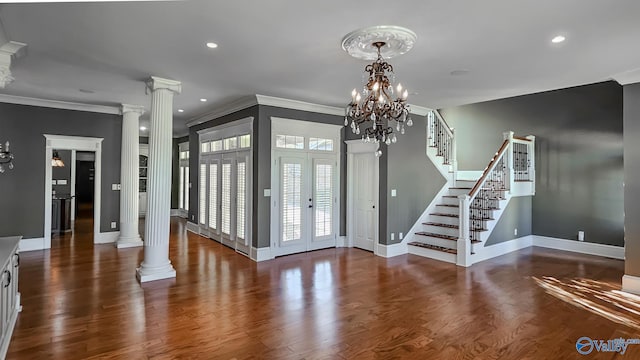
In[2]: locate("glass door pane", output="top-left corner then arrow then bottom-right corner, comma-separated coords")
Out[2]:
310,156 -> 336,250
184,166 -> 189,212
199,163 -> 207,225
179,166 -> 184,210
236,160 -> 246,242
208,162 -> 218,232
221,162 -> 232,235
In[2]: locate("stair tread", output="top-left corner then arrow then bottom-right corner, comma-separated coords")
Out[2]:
430,213 -> 459,218
449,187 -> 472,189
408,242 -> 457,254
437,204 -> 458,208
423,222 -> 459,229
415,232 -> 457,241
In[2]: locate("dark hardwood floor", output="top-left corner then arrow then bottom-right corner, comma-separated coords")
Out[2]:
7,217 -> 639,359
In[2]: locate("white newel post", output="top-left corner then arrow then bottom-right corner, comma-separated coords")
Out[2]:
117,104 -> 145,248
526,135 -> 536,194
503,131 -> 514,191
451,127 -> 458,181
457,194 -> 471,267
136,77 -> 181,283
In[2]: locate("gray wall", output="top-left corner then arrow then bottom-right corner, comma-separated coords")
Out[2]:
441,81 -> 624,247
486,197 -> 533,245
624,83 -> 640,277
385,114 -> 446,245
52,150 -> 72,197
0,103 -> 121,238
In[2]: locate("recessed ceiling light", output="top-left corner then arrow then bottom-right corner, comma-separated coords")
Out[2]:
551,35 -> 566,43
140,126 -> 147,131
178,109 -> 184,113
200,98 -> 207,102
206,42 -> 218,49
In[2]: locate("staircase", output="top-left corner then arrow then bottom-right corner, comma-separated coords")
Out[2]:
406,110 -> 535,267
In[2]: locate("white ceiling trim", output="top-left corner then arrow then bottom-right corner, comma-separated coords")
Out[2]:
0,93 -> 121,115
186,95 -> 257,128
611,68 -> 640,86
256,94 -> 344,116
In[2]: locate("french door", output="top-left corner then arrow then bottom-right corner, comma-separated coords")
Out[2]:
273,152 -> 337,256
199,151 -> 250,254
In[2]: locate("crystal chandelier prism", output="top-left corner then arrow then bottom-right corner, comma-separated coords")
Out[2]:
342,26 -> 417,156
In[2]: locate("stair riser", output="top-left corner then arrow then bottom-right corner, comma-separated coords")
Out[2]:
435,205 -> 459,215
423,225 -> 459,237
408,245 -> 456,264
441,197 -> 459,206
414,235 -> 457,250
448,188 -> 471,196
429,215 -> 459,226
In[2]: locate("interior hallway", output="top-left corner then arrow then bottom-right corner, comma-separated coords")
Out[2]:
8,217 -> 639,359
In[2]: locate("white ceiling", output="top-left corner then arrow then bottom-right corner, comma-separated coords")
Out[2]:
1,0 -> 640,136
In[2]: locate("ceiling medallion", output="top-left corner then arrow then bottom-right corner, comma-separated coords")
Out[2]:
342,26 -> 416,156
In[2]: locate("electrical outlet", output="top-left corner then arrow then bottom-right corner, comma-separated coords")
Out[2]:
264,189 -> 271,197
112,184 -> 119,191
399,232 -> 403,240
390,233 -> 395,241
514,228 -> 518,236
578,231 -> 585,241
191,215 -> 195,221
111,221 -> 117,229
391,189 -> 397,197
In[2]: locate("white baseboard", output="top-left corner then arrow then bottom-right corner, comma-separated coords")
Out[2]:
336,236 -> 348,247
19,237 -> 45,252
622,275 -> 640,295
94,231 -> 119,244
377,242 -> 407,258
472,235 -> 533,264
186,221 -> 199,234
532,235 -> 625,260
250,247 -> 274,262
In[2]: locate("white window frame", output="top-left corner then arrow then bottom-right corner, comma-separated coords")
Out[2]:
178,141 -> 189,217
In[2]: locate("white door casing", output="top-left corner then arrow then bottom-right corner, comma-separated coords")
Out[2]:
346,140 -> 379,252
270,117 -> 341,257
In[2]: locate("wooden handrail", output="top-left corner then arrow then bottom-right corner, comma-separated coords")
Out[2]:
434,110 -> 454,137
513,136 -> 531,142
468,139 -> 510,199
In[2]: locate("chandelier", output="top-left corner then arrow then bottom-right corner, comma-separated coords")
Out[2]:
342,26 -> 417,156
0,141 -> 13,173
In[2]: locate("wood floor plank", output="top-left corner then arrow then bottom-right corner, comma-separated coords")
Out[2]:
6,216 -> 639,359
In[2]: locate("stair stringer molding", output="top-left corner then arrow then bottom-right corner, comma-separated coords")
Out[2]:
398,148 -> 455,254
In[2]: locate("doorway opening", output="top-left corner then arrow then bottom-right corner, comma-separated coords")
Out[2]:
74,151 -> 96,238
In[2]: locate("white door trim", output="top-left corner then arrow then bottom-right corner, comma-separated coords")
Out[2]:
44,134 -> 104,248
346,140 -> 379,253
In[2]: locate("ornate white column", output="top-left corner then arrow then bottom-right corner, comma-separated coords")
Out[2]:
0,41 -> 27,88
117,104 -> 145,248
136,76 -> 181,283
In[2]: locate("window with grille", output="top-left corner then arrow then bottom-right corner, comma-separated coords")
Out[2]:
201,142 -> 210,153
314,164 -> 332,237
239,134 -> 251,148
199,163 -> 206,225
236,161 -> 246,240
223,137 -> 237,150
309,138 -> 334,151
211,140 -> 222,152
276,135 -> 305,149
208,163 -> 218,230
221,163 -> 231,235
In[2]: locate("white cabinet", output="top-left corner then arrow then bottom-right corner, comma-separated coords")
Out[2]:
0,236 -> 21,359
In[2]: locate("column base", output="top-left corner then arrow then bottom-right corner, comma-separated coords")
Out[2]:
136,263 -> 176,283
116,238 -> 144,249
622,274 -> 640,295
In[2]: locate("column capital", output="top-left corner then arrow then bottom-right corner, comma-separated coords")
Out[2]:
121,103 -> 146,116
146,76 -> 182,94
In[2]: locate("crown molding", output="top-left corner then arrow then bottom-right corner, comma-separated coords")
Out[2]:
255,94 -> 345,116
612,68 -> 640,86
185,93 -> 433,129
0,93 -> 121,115
409,104 -> 432,116
186,95 -> 257,128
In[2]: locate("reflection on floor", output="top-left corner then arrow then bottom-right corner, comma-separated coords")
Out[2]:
8,218 -> 640,359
